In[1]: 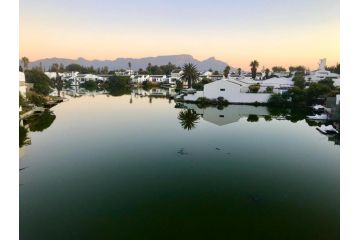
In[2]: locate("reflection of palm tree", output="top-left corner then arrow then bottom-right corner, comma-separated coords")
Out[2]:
178,109 -> 200,130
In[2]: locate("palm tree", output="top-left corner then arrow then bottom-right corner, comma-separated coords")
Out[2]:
21,57 -> 29,70
178,109 -> 200,130
223,65 -> 231,78
237,68 -> 242,76
128,62 -> 132,72
180,63 -> 199,89
250,60 -> 259,79
265,68 -> 270,79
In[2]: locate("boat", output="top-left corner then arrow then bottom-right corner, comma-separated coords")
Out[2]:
181,88 -> 197,94
316,125 -> 339,134
311,104 -> 325,111
307,113 -> 328,120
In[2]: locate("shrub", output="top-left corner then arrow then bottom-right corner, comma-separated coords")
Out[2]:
249,84 -> 260,93
26,91 -> 47,106
266,86 -> 273,93
80,80 -> 98,91
268,93 -> 287,107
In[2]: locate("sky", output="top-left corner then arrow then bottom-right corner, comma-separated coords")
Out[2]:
20,0 -> 340,70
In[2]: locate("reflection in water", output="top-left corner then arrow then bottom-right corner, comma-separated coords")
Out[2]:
182,103 -> 269,126
19,110 -> 57,149
247,114 -> 259,122
19,93 -> 339,239
19,125 -> 28,147
25,110 -> 56,132
178,109 -> 200,130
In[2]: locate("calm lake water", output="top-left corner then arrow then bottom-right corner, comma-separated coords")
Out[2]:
20,89 -> 339,240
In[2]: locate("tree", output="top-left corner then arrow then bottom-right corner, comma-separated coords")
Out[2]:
223,65 -> 231,78
180,63 -> 200,89
25,69 -> 54,95
237,68 -> 242,76
265,68 -> 270,79
213,70 -> 219,75
272,66 -> 286,72
21,57 -> 29,70
105,75 -> 131,96
250,60 -> 259,79
66,64 -> 83,72
326,63 -> 340,74
50,63 -> 60,72
293,76 -> 306,89
19,65 -> 23,72
128,62 -> 132,71
289,66 -> 306,75
268,93 -> 287,107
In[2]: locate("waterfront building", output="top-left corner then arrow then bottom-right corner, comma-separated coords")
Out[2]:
170,69 -> 183,80
304,58 -> 340,83
19,71 -> 26,96
183,79 -> 271,103
148,75 -> 168,83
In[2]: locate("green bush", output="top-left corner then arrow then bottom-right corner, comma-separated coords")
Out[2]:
19,92 -> 26,107
249,84 -> 260,93
26,91 -> 47,106
80,80 -> 98,91
268,93 -> 288,107
266,86 -> 273,93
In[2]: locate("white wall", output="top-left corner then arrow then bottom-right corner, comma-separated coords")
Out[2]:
19,72 -> 26,96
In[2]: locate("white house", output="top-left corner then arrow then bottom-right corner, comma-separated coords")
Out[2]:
75,74 -> 106,84
19,72 -> 26,96
132,75 -> 150,84
305,58 -> 340,82
115,69 -> 135,76
148,75 -> 168,83
183,79 -> 271,103
170,69 -> 183,80
237,76 -> 294,94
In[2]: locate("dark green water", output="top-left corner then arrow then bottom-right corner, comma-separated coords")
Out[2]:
20,92 -> 339,240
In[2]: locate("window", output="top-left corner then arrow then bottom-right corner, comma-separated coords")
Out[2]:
219,115 -> 224,118
220,88 -> 225,91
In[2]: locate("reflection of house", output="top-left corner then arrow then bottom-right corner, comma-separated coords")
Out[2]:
325,94 -> 340,121
183,103 -> 269,126
305,59 -> 340,84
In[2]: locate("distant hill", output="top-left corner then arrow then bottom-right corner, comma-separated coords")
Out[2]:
28,54 -> 233,72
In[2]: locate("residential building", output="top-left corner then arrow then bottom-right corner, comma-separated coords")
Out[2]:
305,58 -> 340,83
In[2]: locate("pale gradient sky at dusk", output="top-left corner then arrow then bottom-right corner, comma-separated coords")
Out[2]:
20,0 -> 339,70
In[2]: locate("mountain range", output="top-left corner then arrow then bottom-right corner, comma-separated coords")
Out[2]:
28,54 -> 233,72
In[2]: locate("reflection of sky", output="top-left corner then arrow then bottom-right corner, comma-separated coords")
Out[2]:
20,0 -> 339,69
20,95 -> 339,239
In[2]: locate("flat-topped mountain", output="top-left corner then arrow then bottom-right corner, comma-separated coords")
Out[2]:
28,54 -> 232,72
